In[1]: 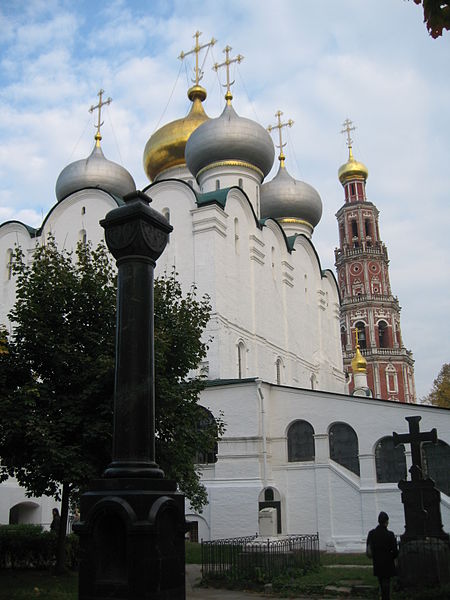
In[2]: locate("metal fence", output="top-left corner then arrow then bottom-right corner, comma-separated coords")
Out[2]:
201,534 -> 320,582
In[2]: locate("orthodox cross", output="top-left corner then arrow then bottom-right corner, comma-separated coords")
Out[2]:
213,45 -> 244,104
341,118 -> 356,160
179,30 -> 216,86
267,110 -> 294,167
89,89 -> 112,146
393,416 -> 437,482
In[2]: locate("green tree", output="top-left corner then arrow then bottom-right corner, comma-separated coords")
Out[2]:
0,235 -> 221,571
423,363 -> 450,408
413,1 -> 450,38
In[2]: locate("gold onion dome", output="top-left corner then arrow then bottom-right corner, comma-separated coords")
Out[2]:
351,342 -> 367,374
143,85 -> 209,182
338,146 -> 369,185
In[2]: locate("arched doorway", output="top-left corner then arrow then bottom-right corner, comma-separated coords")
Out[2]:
258,487 -> 282,534
9,501 -> 40,525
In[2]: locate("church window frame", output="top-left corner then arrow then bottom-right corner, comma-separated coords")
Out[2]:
234,217 -> 240,254
355,321 -> 367,349
238,178 -> 243,189
81,206 -> 86,215
195,406 -> 218,465
385,364 -> 398,393
215,179 -> 220,190
422,439 -> 450,497
375,436 -> 407,483
378,320 -> 388,348
287,420 -> 315,462
6,248 -> 13,280
276,357 -> 283,385
329,421 -> 360,476
237,340 -> 247,379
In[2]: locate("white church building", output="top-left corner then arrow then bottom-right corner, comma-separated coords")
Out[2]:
1,44 -> 449,551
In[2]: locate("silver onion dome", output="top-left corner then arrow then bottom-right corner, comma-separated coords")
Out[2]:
55,143 -> 136,202
260,164 -> 322,228
185,103 -> 274,179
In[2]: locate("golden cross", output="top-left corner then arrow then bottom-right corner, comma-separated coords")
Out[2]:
341,118 -> 356,149
267,110 -> 294,167
179,31 -> 216,86
89,89 -> 112,146
213,45 -> 244,104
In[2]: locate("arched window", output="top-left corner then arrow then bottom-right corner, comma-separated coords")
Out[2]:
378,321 -> 388,348
215,179 -> 220,190
329,422 -> 360,476
341,326 -> 347,348
195,406 -> 218,464
6,248 -> 13,280
162,208 -> 170,223
81,206 -> 86,215
237,341 -> 246,379
355,322 -> 366,349
234,217 -> 239,254
276,357 -> 282,385
351,220 -> 358,238
287,420 -> 315,462
423,440 -> 450,496
375,437 -> 407,483
238,178 -> 243,189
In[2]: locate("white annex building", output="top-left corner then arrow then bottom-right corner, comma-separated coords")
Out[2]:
1,41 -> 449,551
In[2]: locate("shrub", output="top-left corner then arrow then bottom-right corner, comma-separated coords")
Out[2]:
0,524 -> 55,569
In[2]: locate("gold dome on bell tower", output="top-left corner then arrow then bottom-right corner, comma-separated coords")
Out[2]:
338,118 -> 369,185
143,31 -> 216,182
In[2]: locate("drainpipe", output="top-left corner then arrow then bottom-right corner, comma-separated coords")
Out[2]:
256,378 -> 268,489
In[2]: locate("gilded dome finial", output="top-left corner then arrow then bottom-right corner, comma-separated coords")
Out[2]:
179,30 -> 216,101
213,45 -> 244,105
89,89 -> 112,147
338,118 -> 369,184
351,328 -> 367,373
267,110 -> 294,168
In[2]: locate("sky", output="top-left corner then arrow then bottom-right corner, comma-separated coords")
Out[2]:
0,0 -> 449,399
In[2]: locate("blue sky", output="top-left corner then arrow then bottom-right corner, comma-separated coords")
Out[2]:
0,0 -> 449,399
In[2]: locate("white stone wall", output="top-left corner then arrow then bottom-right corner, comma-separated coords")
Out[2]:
193,380 -> 450,551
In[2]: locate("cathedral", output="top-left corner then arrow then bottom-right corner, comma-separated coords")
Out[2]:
0,36 -> 448,550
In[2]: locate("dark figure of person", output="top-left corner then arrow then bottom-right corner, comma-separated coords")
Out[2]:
50,508 -> 61,535
366,511 -> 398,600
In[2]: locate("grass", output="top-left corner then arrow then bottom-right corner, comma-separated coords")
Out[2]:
185,541 -> 202,564
320,551 -> 372,565
0,570 -> 78,600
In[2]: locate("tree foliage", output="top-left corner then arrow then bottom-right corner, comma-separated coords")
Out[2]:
423,363 -> 450,408
413,0 -> 450,38
0,234 -> 221,567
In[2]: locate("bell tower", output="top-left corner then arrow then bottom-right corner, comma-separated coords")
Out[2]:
335,119 -> 416,402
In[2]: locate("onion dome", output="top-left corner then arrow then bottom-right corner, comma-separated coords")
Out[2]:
338,146 -> 368,185
185,102 -> 274,180
260,162 -> 322,228
143,85 -> 209,182
55,133 -> 136,202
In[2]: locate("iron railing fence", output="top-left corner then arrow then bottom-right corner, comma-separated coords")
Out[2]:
201,534 -> 320,582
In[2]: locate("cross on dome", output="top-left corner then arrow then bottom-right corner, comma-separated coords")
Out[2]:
213,45 -> 244,105
179,30 -> 216,87
341,118 -> 356,160
89,89 -> 112,147
268,110 -> 294,168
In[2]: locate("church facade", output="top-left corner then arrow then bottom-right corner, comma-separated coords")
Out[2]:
0,39 -> 448,549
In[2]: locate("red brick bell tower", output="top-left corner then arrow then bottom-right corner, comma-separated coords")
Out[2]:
335,119 -> 416,402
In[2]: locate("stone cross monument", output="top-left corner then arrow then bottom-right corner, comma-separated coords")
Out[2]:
75,190 -> 185,600
393,415 -> 450,588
